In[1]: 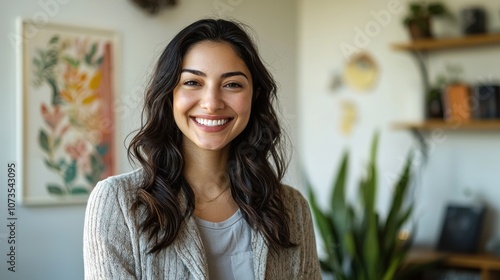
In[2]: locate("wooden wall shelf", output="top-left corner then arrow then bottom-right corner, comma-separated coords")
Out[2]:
392,33 -> 500,52
393,120 -> 500,131
406,249 -> 500,280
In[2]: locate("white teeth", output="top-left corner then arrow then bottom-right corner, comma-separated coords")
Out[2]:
195,118 -> 229,127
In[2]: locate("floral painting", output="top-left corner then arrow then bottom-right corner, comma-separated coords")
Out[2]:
19,20 -> 117,205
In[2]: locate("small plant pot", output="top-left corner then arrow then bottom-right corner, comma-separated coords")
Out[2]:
426,88 -> 444,119
407,17 -> 433,40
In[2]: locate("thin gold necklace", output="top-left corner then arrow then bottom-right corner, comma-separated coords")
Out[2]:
196,185 -> 230,203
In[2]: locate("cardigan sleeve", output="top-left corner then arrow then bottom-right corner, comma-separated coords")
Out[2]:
298,192 -> 322,279
288,187 -> 322,280
83,180 -> 137,280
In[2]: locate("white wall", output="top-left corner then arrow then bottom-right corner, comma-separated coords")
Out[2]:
0,0 -> 298,279
298,0 -> 500,252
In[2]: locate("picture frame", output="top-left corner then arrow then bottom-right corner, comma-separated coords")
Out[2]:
17,18 -> 118,206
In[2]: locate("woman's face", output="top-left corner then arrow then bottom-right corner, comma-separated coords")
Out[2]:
173,41 -> 253,152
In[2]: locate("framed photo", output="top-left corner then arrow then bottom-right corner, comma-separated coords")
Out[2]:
17,19 -> 118,205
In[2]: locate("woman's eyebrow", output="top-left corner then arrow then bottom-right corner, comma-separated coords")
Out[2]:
181,69 -> 248,80
181,69 -> 206,77
221,71 -> 248,80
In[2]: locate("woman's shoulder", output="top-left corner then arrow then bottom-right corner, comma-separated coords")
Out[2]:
280,184 -> 309,210
98,168 -> 144,188
88,168 -> 145,207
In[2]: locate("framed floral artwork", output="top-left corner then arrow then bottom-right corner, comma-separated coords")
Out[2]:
17,19 -> 118,205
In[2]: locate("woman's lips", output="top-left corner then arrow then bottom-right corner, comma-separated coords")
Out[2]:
191,116 -> 233,132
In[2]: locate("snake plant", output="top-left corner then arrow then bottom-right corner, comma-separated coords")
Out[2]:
307,134 -> 424,280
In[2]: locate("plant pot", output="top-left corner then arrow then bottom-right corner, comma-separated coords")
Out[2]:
407,17 -> 433,40
426,88 -> 444,119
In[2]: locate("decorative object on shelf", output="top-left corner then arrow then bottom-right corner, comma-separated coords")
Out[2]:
439,64 -> 473,122
425,75 -> 447,119
131,0 -> 177,15
472,84 -> 500,119
343,52 -> 379,92
307,134 -> 430,280
461,7 -> 487,35
340,100 -> 357,135
403,1 -> 453,40
18,19 -> 118,206
437,204 -> 486,254
426,87 -> 444,119
443,83 -> 471,122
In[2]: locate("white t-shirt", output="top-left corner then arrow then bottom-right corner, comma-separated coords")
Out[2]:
195,209 -> 254,280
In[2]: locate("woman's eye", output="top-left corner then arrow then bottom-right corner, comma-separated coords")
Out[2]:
224,82 -> 242,89
184,80 -> 200,86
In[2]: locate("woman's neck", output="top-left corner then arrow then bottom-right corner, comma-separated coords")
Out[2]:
182,140 -> 239,222
182,142 -> 231,197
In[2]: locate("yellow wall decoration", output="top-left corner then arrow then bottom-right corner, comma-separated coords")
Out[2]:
340,100 -> 357,135
343,52 -> 379,92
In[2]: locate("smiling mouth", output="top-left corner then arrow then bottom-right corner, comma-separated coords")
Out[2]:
194,117 -> 231,127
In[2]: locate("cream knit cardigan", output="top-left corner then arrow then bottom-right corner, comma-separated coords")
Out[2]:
83,169 -> 321,280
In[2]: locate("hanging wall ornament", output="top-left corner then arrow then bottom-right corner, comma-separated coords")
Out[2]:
343,52 -> 379,92
131,0 -> 177,15
340,100 -> 358,135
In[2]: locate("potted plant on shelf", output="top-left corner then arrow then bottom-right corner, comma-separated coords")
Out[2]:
426,75 -> 447,119
403,1 -> 453,40
307,134 -> 437,279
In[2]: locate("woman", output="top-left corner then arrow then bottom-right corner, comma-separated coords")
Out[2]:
83,18 -> 321,280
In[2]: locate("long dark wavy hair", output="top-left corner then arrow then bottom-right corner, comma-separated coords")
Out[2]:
128,18 -> 295,253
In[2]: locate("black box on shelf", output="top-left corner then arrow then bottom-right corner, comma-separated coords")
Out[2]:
436,204 -> 486,254
461,7 -> 487,35
471,84 -> 500,119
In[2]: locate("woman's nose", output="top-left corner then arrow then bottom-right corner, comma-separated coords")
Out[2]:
200,86 -> 225,112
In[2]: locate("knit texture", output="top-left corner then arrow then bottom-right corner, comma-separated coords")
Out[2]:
83,169 -> 321,280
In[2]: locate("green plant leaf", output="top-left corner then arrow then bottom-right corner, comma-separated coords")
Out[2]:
362,132 -> 380,219
63,56 -> 80,68
70,187 -> 89,195
44,159 -> 60,171
330,152 -> 354,265
96,143 -> 109,156
64,160 -> 77,184
331,152 -> 348,208
428,3 -> 445,15
382,253 -> 403,280
53,137 -> 62,150
363,213 -> 380,279
306,177 -> 343,275
409,3 -> 424,16
307,184 -> 334,251
89,153 -> 105,180
95,56 -> 104,66
49,35 -> 59,44
85,42 -> 97,65
47,184 -> 64,195
38,129 -> 50,153
384,152 -> 413,252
